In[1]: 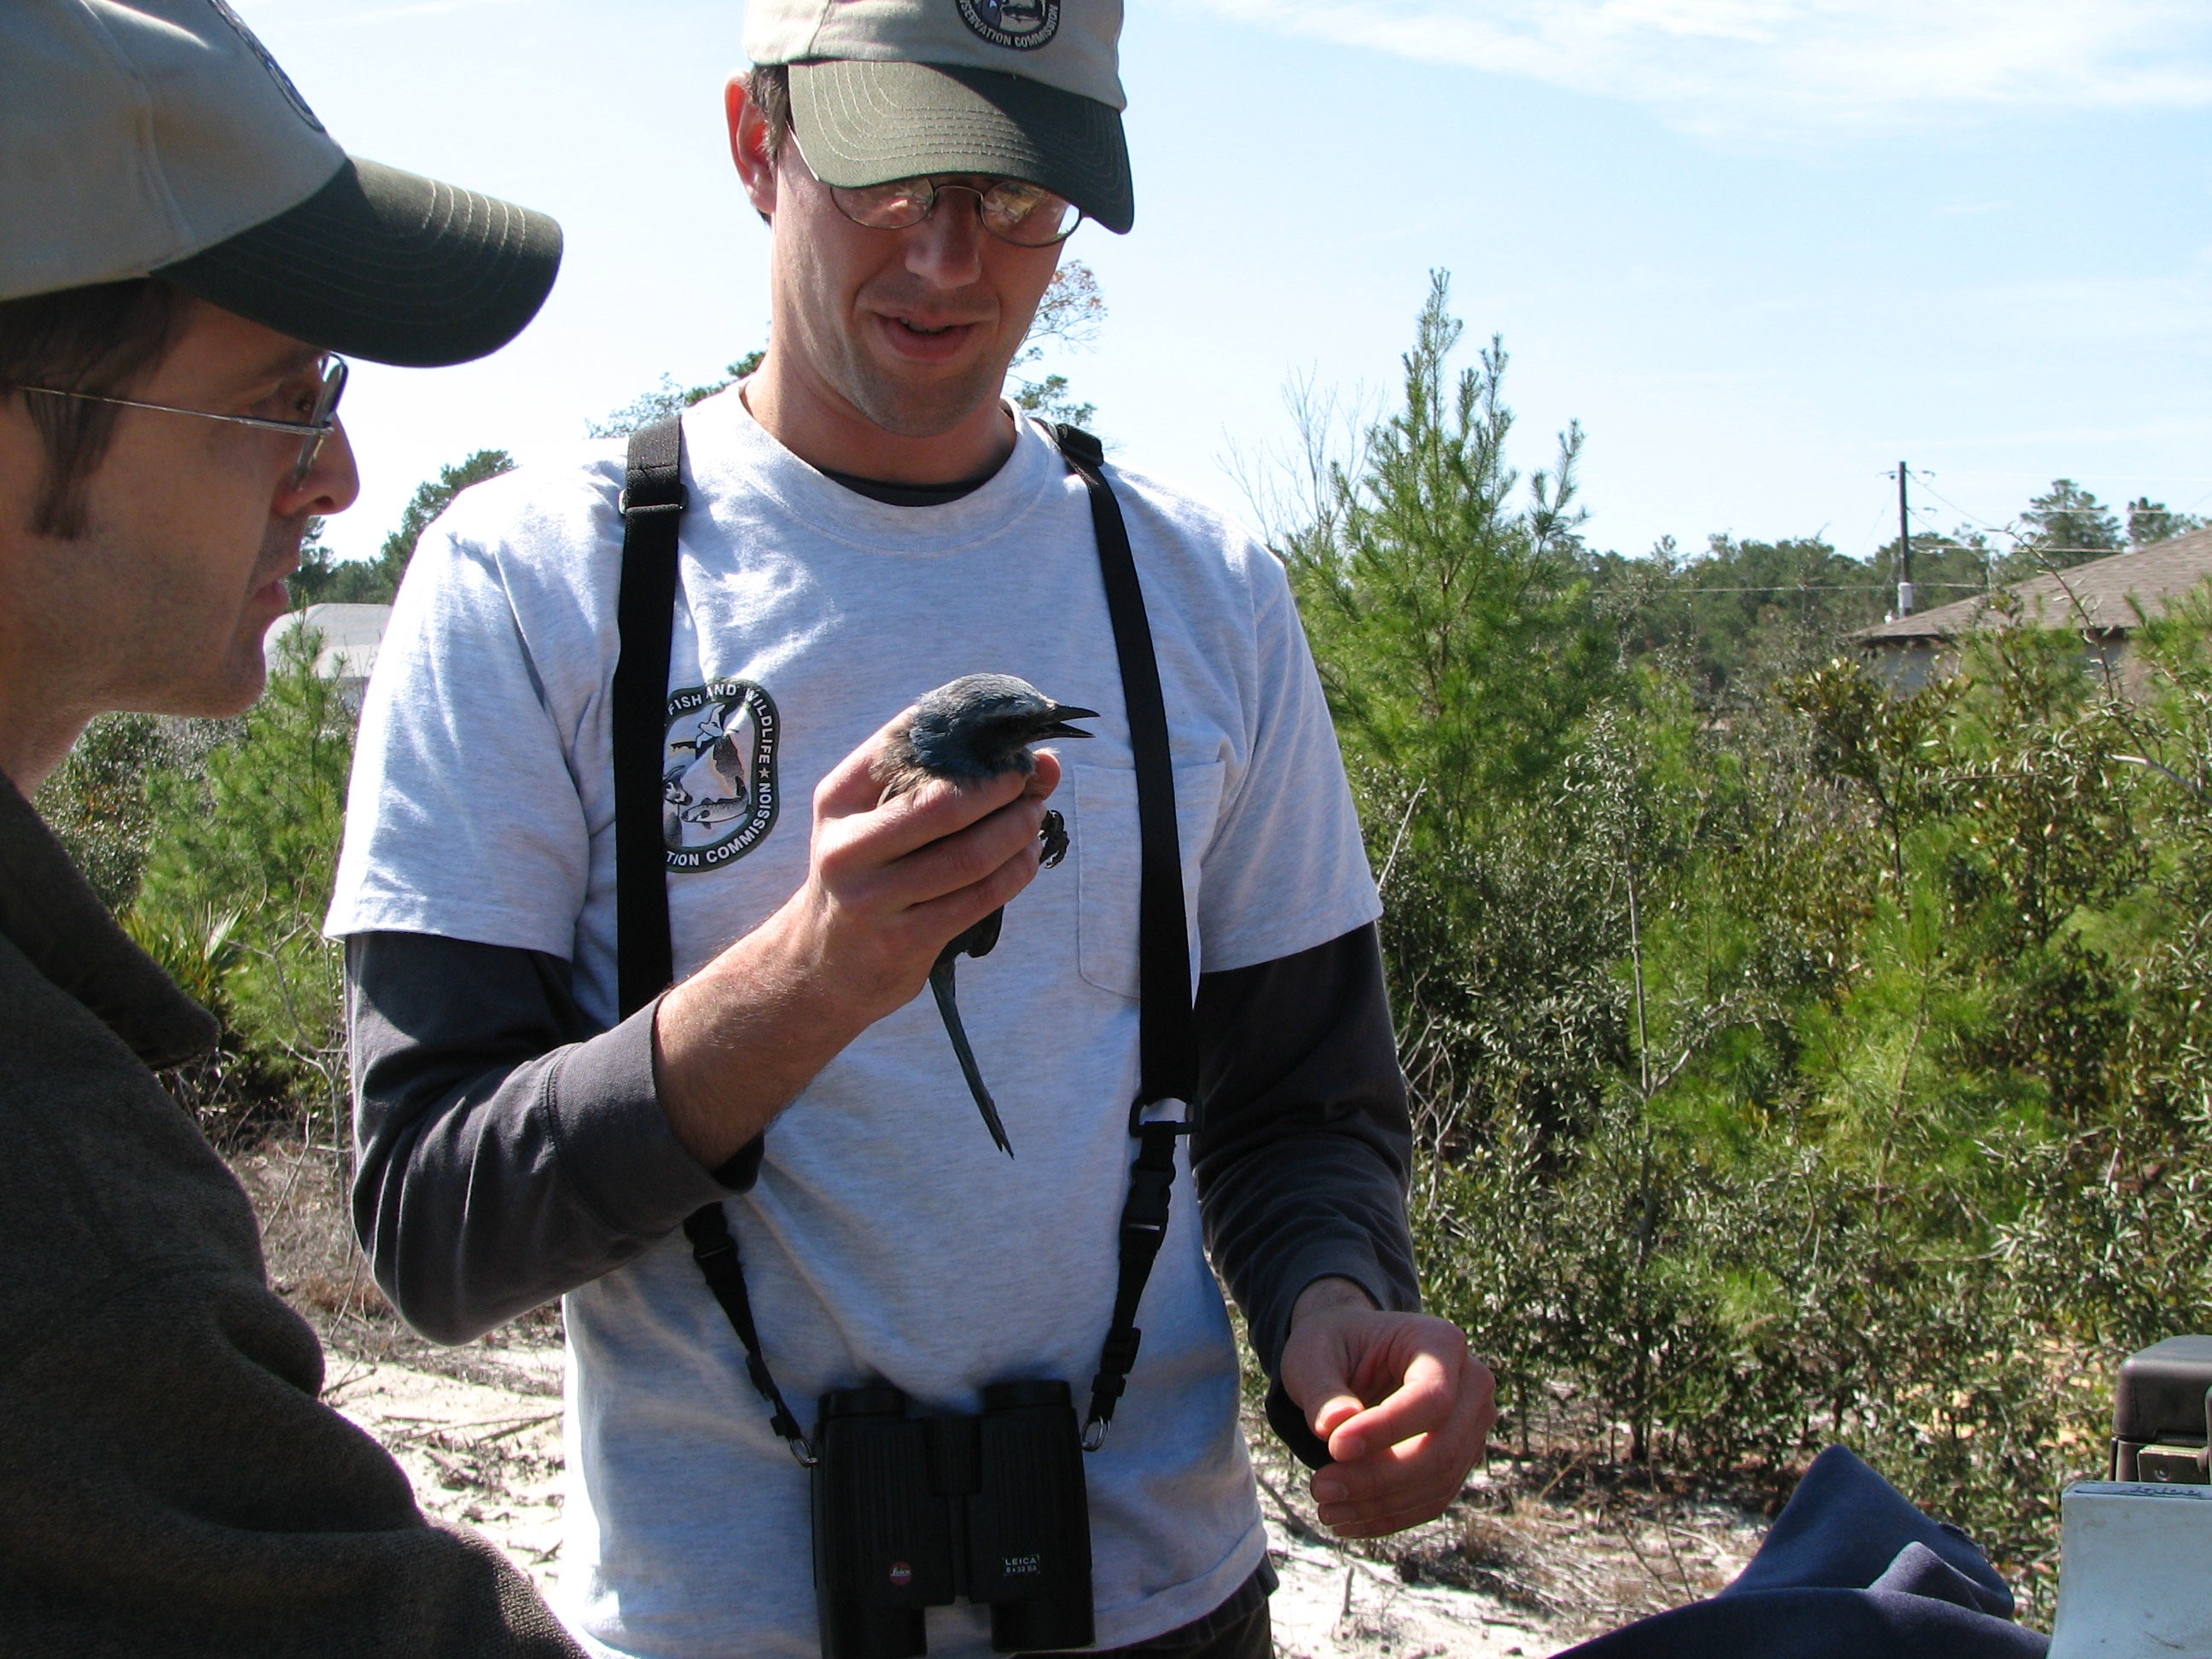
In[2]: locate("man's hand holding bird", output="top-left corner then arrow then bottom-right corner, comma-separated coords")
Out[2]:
652,678 -> 1086,1173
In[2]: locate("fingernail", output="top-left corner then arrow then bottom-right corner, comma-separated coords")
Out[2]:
1313,1479 -> 1348,1503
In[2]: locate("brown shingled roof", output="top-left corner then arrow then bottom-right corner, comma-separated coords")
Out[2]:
1855,527 -> 2212,643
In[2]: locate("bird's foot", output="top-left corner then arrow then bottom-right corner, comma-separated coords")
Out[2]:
1039,808 -> 1069,870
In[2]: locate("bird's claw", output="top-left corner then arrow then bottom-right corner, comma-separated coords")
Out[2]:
1039,808 -> 1069,869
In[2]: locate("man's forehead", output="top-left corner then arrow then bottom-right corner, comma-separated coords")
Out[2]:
174,300 -> 328,391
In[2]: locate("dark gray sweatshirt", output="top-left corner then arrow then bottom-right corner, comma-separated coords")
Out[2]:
0,776 -> 581,1658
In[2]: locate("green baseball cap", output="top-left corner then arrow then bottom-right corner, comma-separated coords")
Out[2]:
746,0 -> 1134,235
1,0 -> 562,367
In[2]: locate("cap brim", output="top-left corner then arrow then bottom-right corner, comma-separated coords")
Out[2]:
790,61 -> 1132,236
154,159 -> 562,368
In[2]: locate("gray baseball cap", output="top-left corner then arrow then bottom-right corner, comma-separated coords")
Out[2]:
0,0 -> 562,367
747,0 -> 1133,235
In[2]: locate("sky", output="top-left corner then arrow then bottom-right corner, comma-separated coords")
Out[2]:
242,0 -> 2212,573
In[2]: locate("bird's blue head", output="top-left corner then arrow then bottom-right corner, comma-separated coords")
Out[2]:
905,674 -> 1097,781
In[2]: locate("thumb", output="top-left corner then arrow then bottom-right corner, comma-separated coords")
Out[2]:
1312,1387 -> 1365,1445
1298,1350 -> 1365,1444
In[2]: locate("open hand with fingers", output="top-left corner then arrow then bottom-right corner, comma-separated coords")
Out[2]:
1278,1278 -> 1497,1540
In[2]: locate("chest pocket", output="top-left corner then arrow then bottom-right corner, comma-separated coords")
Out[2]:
1065,759 -> 1227,1000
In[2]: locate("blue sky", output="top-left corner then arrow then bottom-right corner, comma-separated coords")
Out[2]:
246,0 -> 2212,571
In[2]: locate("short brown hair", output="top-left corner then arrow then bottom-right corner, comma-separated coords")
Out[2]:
0,279 -> 185,539
748,62 -> 792,159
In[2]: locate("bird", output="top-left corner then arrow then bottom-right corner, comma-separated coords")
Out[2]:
877,674 -> 1097,1156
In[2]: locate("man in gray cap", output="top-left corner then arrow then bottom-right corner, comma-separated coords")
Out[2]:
332,2 -> 1495,1655
0,2 -> 574,1652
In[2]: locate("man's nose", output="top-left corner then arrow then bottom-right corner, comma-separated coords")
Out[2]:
904,189 -> 987,288
288,416 -> 361,518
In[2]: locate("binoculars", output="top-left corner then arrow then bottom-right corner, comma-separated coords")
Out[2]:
812,1378 -> 1094,1659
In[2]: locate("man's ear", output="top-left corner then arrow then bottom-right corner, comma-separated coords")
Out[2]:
725,76 -> 777,224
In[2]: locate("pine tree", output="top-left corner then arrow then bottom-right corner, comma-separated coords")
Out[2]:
1286,271 -> 1610,830
2125,497 -> 2205,548
2015,478 -> 2124,573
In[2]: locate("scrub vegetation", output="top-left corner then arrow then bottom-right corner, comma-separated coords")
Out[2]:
1271,274 -> 2212,1615
32,268 -> 2212,1622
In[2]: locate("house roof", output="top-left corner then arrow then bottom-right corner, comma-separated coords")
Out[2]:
264,602 -> 393,683
1855,527 -> 2212,644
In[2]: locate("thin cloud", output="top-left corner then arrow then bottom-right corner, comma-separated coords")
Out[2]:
1205,0 -> 2212,139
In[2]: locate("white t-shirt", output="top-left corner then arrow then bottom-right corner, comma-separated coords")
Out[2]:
328,391 -> 1380,1658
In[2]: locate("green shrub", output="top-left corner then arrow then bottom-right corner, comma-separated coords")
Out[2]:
1294,279 -> 2212,1623
128,627 -> 354,1149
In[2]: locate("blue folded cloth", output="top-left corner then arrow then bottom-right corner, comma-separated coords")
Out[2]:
1556,1447 -> 2048,1658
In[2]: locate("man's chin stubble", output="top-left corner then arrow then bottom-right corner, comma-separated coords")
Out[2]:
846,353 -> 1009,440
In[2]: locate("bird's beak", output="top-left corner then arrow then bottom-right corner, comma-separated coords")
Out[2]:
1043,703 -> 1098,739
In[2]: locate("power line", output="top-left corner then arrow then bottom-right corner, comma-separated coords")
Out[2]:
1904,473 -> 2016,542
1633,582 -> 1991,596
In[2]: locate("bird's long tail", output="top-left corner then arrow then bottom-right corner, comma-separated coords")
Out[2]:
929,959 -> 1013,1157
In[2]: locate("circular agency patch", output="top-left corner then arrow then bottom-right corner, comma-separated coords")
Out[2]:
955,0 -> 1060,50
661,679 -> 780,870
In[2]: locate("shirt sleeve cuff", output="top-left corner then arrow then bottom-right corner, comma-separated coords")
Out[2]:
547,998 -> 758,1236
1257,1248 -> 1408,1469
1252,1240 -> 1405,1377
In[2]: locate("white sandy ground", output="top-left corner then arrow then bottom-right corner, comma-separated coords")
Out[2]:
322,1334 -> 1767,1659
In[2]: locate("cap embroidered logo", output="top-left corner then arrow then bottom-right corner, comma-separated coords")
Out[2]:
955,0 -> 1061,50
204,0 -> 326,131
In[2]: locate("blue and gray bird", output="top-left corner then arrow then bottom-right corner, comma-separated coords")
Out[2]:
878,674 -> 1097,1156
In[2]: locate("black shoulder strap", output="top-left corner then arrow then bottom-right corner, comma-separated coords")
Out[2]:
614,417 -> 816,1467
613,415 -> 684,1019
1052,424 -> 1196,1449
1053,424 -> 1197,1110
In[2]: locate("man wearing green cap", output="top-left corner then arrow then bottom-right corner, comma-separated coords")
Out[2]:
0,2 -> 576,1651
331,2 -> 1496,1655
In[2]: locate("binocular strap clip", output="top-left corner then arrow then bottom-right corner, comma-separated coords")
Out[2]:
1080,1107 -> 1196,1452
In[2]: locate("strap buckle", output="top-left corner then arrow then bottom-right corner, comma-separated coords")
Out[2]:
1128,1096 -> 1196,1137
617,486 -> 687,516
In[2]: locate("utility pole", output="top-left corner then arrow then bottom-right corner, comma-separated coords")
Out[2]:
1895,462 -> 1914,616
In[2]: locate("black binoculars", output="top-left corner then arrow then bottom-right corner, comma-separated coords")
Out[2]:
812,1378 -> 1094,1659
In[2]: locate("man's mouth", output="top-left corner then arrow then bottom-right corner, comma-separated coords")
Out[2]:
873,311 -> 987,362
259,532 -> 306,606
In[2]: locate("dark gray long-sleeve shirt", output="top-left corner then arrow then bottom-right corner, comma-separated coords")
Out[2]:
346,921 -> 1417,1442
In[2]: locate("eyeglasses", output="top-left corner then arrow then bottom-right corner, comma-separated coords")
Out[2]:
9,355 -> 348,488
827,176 -> 1083,247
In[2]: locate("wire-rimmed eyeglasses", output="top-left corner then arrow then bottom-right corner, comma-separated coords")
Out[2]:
8,356 -> 348,488
828,176 -> 1083,247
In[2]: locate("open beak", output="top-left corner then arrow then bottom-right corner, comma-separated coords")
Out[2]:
1043,703 -> 1098,739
